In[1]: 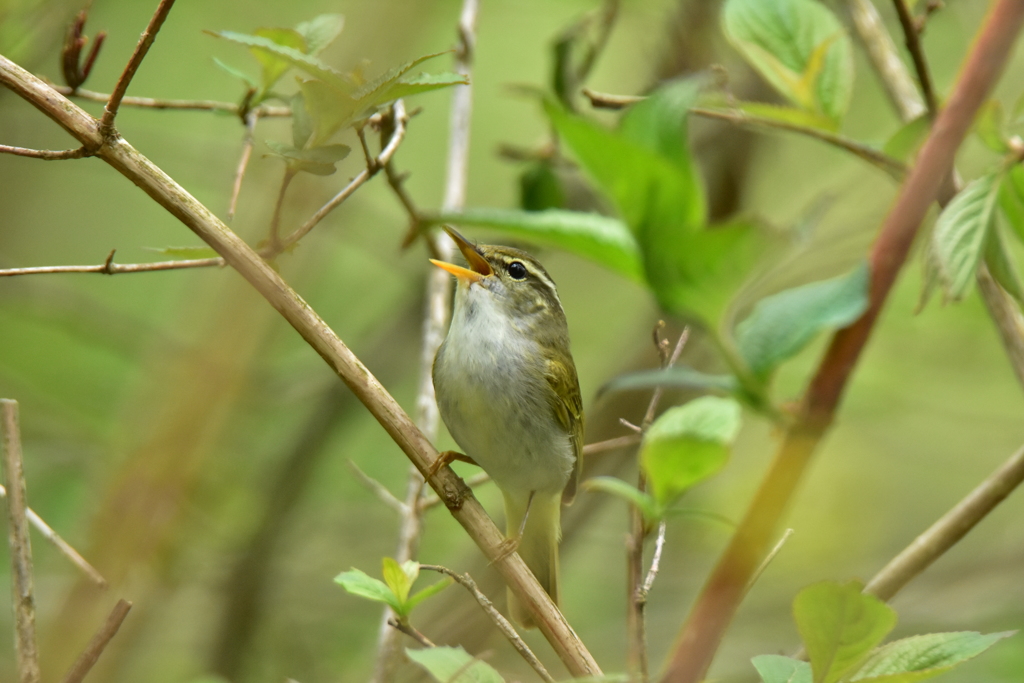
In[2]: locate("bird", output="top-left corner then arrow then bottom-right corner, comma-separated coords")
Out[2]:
430,226 -> 583,628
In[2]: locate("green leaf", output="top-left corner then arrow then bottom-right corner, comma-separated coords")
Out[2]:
583,476 -> 661,522
794,580 -> 897,683
208,30 -> 351,90
295,14 -> 344,56
335,568 -> 400,610
722,0 -> 854,121
252,28 -> 306,92
998,163 -> 1024,244
701,98 -> 839,132
406,577 -> 453,612
380,71 -> 470,104
351,51 -> 450,110
932,171 -> 1002,300
428,209 -> 643,282
883,115 -> 930,162
145,246 -> 220,259
598,365 -> 740,396
405,646 -> 505,683
975,100 -> 1009,153
298,78 -> 353,145
735,262 -> 869,380
984,223 -> 1024,305
265,140 -> 350,175
211,57 -> 257,89
752,655 -> 813,683
850,631 -> 1016,682
641,397 -> 741,506
382,557 -> 414,605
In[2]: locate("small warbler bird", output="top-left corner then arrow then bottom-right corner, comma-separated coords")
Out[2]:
431,227 -> 583,629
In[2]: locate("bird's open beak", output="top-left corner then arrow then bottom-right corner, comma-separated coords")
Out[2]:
429,226 -> 493,283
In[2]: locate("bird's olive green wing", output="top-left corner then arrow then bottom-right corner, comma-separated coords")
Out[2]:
545,357 -> 584,505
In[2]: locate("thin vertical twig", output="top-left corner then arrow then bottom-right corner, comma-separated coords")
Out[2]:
227,110 -> 259,221
661,4 -> 1024,681
892,0 -> 939,118
59,599 -> 133,683
2,400 -> 40,683
627,327 -> 688,682
371,2 -> 479,680
99,0 -> 177,136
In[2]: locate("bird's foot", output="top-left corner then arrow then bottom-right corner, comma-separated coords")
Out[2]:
426,450 -> 477,479
494,534 -> 522,563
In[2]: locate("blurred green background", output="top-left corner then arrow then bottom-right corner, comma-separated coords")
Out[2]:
1,0 -> 1023,681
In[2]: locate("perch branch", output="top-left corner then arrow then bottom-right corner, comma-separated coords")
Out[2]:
0,50 -> 600,679
0,144 -> 88,160
661,4 -> 1024,681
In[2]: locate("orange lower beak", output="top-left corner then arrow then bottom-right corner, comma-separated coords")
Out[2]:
430,259 -> 483,283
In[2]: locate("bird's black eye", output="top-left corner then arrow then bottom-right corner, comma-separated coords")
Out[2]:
507,261 -> 528,280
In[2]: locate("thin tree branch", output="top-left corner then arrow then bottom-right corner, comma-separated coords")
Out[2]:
628,327 -> 688,682
59,599 -> 132,683
865,443 -> 1024,601
2,399 -> 41,683
99,0 -> 177,136
0,49 -> 600,679
0,144 -> 88,160
581,89 -> 906,178
0,251 -> 225,277
347,460 -> 406,514
976,264 -> 1024,391
387,618 -> 436,648
374,3 -> 479,679
51,84 -> 290,116
638,520 -> 667,598
893,0 -> 939,118
227,110 -> 258,221
278,100 -> 409,251
661,4 -> 1024,681
745,528 -> 794,594
0,483 -> 107,588
421,564 -> 556,683
844,0 -> 927,121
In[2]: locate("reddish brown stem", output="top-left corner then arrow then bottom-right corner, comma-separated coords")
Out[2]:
660,3 -> 1024,681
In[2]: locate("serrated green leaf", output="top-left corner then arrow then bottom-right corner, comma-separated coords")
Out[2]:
975,100 -> 1009,153
794,581 -> 897,683
722,0 -> 854,121
699,97 -> 839,132
428,209 -> 643,282
752,655 -> 813,683
849,631 -> 1015,682
583,476 -> 661,521
208,30 -> 351,90
380,71 -> 470,104
884,115 -> 930,162
984,224 -> 1024,305
298,78 -> 354,145
641,397 -> 740,506
735,262 -> 869,380
335,568 -> 400,610
406,577 -> 453,612
999,164 -> 1024,243
598,365 -> 740,396
382,557 -> 414,605
146,246 -> 220,259
352,51 -> 449,109
295,14 -> 344,56
932,171 -> 1002,300
265,140 -> 350,176
405,646 -> 505,683
252,28 -> 306,92
211,57 -> 257,88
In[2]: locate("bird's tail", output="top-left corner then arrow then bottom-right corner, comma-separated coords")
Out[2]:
503,490 -> 561,629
